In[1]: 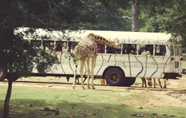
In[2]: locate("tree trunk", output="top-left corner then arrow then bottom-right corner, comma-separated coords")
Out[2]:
131,2 -> 139,31
3,29 -> 14,118
3,73 -> 13,118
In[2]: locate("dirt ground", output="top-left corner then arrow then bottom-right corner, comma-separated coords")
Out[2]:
1,75 -> 186,109
129,76 -> 186,108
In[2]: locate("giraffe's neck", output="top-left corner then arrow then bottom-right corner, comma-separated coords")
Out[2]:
87,33 -> 120,49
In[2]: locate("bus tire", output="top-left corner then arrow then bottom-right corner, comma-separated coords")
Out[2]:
122,77 -> 136,86
104,67 -> 125,86
0,69 -> 7,81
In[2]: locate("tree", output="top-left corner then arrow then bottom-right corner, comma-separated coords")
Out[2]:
0,0 -> 99,117
138,0 -> 186,40
131,1 -> 139,31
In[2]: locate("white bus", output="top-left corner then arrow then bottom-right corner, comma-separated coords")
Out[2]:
0,29 -> 183,86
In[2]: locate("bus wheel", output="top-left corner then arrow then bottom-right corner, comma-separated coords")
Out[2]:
0,69 -> 7,81
105,67 -> 125,86
122,77 -> 136,86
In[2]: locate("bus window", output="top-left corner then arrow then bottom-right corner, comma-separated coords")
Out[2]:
139,44 -> 153,55
155,45 -> 166,56
68,41 -> 78,53
31,40 -> 41,49
98,44 -> 104,53
43,40 -> 54,51
174,46 -> 179,56
146,45 -> 153,55
123,44 -> 136,54
160,45 -> 166,55
55,41 -> 63,51
170,45 -> 174,56
179,46 -> 183,56
106,47 -> 117,54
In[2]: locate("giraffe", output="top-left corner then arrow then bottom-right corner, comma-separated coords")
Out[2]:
71,33 -> 121,89
141,78 -> 168,88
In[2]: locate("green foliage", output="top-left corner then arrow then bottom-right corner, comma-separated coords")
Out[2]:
1,0 -> 186,79
138,0 -> 186,39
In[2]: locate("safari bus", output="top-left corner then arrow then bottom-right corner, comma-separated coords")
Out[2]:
0,28 -> 184,86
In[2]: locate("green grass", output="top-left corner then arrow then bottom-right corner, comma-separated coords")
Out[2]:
183,61 -> 186,68
0,83 -> 186,118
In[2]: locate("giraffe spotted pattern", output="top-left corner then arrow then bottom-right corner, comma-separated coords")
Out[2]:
72,33 -> 121,89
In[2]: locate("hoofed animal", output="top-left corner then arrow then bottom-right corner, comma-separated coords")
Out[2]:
71,33 -> 121,89
141,78 -> 167,88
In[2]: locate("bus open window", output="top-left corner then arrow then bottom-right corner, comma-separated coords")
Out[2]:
31,40 -> 41,49
160,45 -> 166,55
154,45 -> 166,56
98,44 -> 104,53
43,41 -> 54,52
170,46 -> 174,56
55,41 -> 63,51
123,44 -> 136,54
179,46 -> 183,56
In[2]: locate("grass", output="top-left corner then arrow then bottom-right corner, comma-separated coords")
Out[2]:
1,60 -> 186,118
0,81 -> 186,118
183,61 -> 186,68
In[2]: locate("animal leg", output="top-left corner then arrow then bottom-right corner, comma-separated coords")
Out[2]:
91,57 -> 96,89
147,78 -> 152,87
158,78 -> 162,88
80,60 -> 86,89
141,78 -> 147,87
86,58 -> 91,89
72,64 -> 77,89
153,78 -> 156,88
163,79 -> 167,88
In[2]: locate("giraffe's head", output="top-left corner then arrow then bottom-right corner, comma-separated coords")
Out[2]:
87,33 -> 121,50
113,38 -> 121,49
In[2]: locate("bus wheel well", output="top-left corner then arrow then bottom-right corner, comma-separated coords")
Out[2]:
103,66 -> 124,78
102,66 -> 135,86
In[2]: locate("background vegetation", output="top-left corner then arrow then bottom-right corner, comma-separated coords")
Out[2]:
1,0 -> 186,117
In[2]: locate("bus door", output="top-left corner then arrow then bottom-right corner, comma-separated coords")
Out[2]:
172,45 -> 183,73
173,45 -> 183,73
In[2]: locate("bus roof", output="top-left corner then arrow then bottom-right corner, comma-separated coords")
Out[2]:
15,28 -> 182,45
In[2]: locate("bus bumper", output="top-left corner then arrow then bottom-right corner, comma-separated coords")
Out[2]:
163,73 -> 182,79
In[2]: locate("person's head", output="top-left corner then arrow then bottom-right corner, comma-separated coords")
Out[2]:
63,42 -> 67,47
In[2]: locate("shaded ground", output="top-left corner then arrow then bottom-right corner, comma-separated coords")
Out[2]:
1,75 -> 186,118
1,75 -> 186,109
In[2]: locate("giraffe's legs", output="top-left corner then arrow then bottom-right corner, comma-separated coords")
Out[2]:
86,58 -> 91,89
141,78 -> 147,87
80,60 -> 86,89
91,56 -> 96,89
157,78 -> 162,88
72,64 -> 77,89
163,79 -> 167,88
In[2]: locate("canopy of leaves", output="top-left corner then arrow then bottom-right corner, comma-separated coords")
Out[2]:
1,0 -> 186,78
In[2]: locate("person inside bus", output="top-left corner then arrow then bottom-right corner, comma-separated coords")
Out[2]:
62,42 -> 68,53
45,44 -> 50,52
98,45 -> 104,53
127,44 -> 136,54
160,45 -> 166,55
155,45 -> 161,55
55,43 -> 62,51
33,43 -> 39,49
123,48 -> 129,54
141,49 -> 151,56
49,42 -> 54,51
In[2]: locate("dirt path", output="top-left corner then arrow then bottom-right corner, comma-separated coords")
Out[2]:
1,76 -> 186,108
